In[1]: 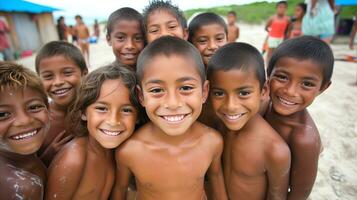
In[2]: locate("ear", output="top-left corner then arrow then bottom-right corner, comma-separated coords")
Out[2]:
183,28 -> 189,41
260,80 -> 270,101
202,80 -> 209,103
106,34 -> 112,46
319,81 -> 331,94
82,69 -> 88,76
136,85 -> 145,107
81,113 -> 87,121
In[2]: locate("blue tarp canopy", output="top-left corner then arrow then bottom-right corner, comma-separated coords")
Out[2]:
0,0 -> 60,13
336,0 -> 357,6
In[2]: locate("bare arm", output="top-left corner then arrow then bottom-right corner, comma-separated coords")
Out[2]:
45,141 -> 86,200
236,26 -> 240,40
349,18 -> 357,49
287,132 -> 321,200
265,17 -> 273,32
111,147 -> 132,200
266,142 -> 291,200
207,134 -> 228,200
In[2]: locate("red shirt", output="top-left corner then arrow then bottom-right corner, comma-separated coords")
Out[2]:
269,15 -> 289,38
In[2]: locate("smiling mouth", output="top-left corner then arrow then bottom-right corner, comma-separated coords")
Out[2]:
121,53 -> 137,59
100,129 -> 123,136
223,113 -> 245,121
278,96 -> 298,106
51,88 -> 71,97
160,114 -> 189,123
9,129 -> 39,140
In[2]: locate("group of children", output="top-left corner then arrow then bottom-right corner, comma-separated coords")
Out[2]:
0,0 -> 335,199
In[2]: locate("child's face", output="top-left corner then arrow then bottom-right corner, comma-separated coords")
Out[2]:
84,79 -> 137,149
210,69 -> 264,131
107,19 -> 145,67
38,55 -> 86,109
139,55 -> 208,136
294,6 -> 305,19
146,10 -> 188,43
0,87 -> 49,155
191,24 -> 227,66
269,57 -> 328,116
227,14 -> 236,25
277,4 -> 287,16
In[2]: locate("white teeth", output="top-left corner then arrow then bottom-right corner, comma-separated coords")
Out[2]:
278,97 -> 297,105
225,113 -> 244,120
162,115 -> 185,122
101,129 -> 122,136
11,130 -> 38,140
52,88 -> 70,96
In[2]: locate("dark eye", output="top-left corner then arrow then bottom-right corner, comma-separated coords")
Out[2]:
28,104 -> 46,112
274,74 -> 288,81
0,112 -> 11,121
168,24 -> 177,29
197,38 -> 207,44
149,88 -> 164,93
95,106 -> 108,112
302,81 -> 315,88
63,70 -> 73,76
134,35 -> 144,42
212,90 -> 224,97
239,91 -> 251,97
41,74 -> 53,80
180,86 -> 193,91
116,35 -> 125,41
122,107 -> 134,113
149,29 -> 158,34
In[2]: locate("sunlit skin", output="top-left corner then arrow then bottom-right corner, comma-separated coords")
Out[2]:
45,78 -> 137,200
265,57 -> 330,200
287,5 -> 305,38
146,10 -> 188,43
0,87 -> 49,200
227,14 -> 239,43
191,24 -> 227,66
107,19 -> 145,68
37,55 -> 87,166
210,69 -> 290,199
112,55 -> 228,200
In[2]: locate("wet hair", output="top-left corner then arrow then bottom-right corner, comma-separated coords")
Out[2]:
0,62 -> 48,107
277,1 -> 288,7
69,63 -> 141,137
227,11 -> 237,17
137,36 -> 205,84
106,7 -> 144,38
143,0 -> 187,32
267,36 -> 334,87
207,42 -> 266,89
297,3 -> 307,13
35,41 -> 88,73
188,12 -> 228,43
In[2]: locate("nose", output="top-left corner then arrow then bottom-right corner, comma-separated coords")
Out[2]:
124,38 -> 134,50
53,75 -> 65,86
225,94 -> 237,111
207,39 -> 218,51
164,91 -> 181,110
107,111 -> 121,126
161,27 -> 174,37
284,82 -> 298,97
13,109 -> 33,127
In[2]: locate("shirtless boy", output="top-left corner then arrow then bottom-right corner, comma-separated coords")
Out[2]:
0,62 -> 49,199
143,0 -> 188,43
112,36 -> 227,200
264,36 -> 334,199
208,43 -> 291,199
74,15 -> 90,66
226,11 -> 239,43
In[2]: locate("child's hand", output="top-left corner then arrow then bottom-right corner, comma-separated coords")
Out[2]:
40,131 -> 74,165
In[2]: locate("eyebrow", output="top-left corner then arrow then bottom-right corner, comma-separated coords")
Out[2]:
144,76 -> 199,86
211,85 -> 254,90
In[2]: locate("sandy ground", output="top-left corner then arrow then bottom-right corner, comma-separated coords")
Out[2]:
16,23 -> 357,199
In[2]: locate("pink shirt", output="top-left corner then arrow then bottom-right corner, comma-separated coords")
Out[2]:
0,20 -> 10,50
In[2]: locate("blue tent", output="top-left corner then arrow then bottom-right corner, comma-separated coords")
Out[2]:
336,0 -> 357,6
0,0 -> 60,13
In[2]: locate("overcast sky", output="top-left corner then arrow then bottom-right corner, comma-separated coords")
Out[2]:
27,0 -> 277,24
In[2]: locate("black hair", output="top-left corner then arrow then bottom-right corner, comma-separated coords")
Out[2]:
277,1 -> 288,7
227,11 -> 237,16
69,62 -> 143,137
188,12 -> 228,43
207,42 -> 266,89
137,36 -> 205,84
143,0 -> 187,32
267,36 -> 334,86
297,3 -> 307,13
35,41 -> 88,73
106,7 -> 144,37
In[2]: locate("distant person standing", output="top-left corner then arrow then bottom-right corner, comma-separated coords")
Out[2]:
349,14 -> 357,51
93,19 -> 100,39
302,0 -> 335,44
57,16 -> 68,41
286,3 -> 307,39
74,15 -> 90,66
265,1 -> 290,63
0,18 -> 14,61
226,11 -> 239,43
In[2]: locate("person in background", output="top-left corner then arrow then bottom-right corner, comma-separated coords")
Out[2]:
0,18 -> 14,61
57,16 -> 68,42
286,3 -> 307,39
226,11 -> 239,43
93,19 -> 100,40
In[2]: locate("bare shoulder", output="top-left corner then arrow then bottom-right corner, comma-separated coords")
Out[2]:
195,122 -> 223,149
49,137 -> 87,172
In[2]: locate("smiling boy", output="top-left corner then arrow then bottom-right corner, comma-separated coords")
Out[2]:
112,36 -> 227,200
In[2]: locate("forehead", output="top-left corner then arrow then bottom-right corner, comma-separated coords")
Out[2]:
111,19 -> 141,33
38,55 -> 80,72
97,79 -> 130,102
0,87 -> 44,105
194,23 -> 226,36
210,69 -> 260,88
141,54 -> 202,84
147,9 -> 179,25
273,57 -> 324,80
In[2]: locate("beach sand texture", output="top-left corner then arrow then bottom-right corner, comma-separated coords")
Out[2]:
17,23 -> 357,200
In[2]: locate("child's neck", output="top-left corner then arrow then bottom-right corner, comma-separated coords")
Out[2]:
0,151 -> 38,166
277,13 -> 285,18
87,135 -> 112,156
50,102 -> 68,115
152,123 -> 194,146
270,105 -> 306,122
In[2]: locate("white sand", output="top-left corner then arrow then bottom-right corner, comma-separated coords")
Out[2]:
16,23 -> 357,199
